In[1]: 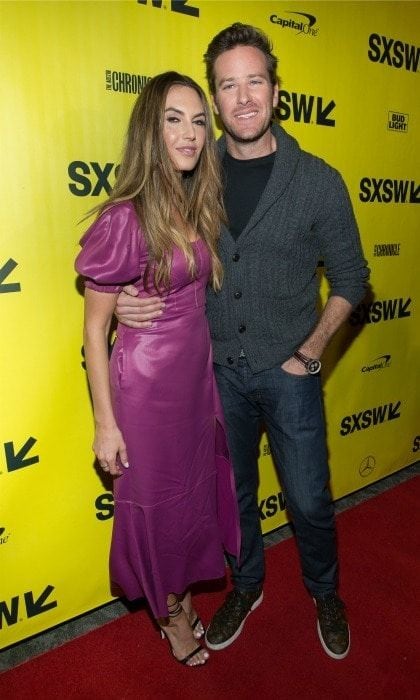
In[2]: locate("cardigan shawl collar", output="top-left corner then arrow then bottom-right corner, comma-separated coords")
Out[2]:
217,122 -> 301,251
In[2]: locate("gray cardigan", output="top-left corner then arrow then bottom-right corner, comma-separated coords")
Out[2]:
206,123 -> 369,372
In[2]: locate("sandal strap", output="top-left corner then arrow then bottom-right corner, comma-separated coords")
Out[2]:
178,644 -> 203,665
168,601 -> 183,618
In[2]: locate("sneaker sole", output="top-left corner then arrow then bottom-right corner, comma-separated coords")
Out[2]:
316,620 -> 350,660
313,598 -> 350,660
205,592 -> 264,651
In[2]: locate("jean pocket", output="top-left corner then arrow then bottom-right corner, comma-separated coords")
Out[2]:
279,365 -> 312,380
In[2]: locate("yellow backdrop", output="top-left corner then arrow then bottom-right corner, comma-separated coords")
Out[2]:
1,0 -> 419,647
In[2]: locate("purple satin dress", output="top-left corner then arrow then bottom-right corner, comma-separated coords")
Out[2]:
75,201 -> 240,617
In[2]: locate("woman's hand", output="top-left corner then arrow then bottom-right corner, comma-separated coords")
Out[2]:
93,425 -> 129,476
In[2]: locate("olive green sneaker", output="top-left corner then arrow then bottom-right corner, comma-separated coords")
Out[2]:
205,588 -> 263,650
314,594 -> 350,659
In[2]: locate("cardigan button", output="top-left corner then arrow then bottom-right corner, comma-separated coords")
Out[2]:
232,253 -> 240,262
234,291 -> 242,299
227,356 -> 234,364
238,324 -> 246,333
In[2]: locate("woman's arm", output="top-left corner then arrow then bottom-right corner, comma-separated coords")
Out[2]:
83,287 -> 129,476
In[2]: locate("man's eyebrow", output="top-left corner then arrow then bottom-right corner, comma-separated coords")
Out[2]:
219,73 -> 267,84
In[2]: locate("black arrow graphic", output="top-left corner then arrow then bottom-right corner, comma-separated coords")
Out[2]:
24,585 -> 57,618
409,182 -> 420,203
388,401 -> 401,420
0,259 -> 21,293
316,98 -> 336,127
0,528 -> 5,536
4,437 -> 39,472
398,297 -> 411,317
287,11 -> 317,27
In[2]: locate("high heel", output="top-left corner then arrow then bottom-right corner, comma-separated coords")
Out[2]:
159,600 -> 208,666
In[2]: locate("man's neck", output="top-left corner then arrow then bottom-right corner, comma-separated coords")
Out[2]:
225,130 -> 277,160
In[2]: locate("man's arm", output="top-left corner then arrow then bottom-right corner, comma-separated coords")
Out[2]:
115,285 -> 165,328
283,167 -> 369,375
281,295 -> 352,375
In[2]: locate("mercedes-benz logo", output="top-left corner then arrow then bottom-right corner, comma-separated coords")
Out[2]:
359,455 -> 376,477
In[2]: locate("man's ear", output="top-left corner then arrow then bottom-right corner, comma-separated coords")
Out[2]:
272,83 -> 279,109
212,94 -> 220,116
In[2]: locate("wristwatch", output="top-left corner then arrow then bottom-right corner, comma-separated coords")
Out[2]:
293,350 -> 321,375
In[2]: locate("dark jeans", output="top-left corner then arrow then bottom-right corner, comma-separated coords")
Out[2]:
214,358 -> 338,598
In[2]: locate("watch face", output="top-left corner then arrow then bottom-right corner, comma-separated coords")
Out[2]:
307,359 -> 321,374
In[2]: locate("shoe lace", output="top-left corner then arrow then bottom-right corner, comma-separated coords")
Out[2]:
221,589 -> 255,617
319,596 -> 345,626
224,590 -> 243,611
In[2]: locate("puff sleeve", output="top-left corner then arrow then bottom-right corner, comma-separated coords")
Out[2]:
75,202 -> 145,293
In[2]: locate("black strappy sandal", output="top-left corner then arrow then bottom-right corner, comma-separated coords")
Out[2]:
160,600 -> 208,666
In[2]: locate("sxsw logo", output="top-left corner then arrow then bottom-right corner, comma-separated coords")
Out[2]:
0,259 -> 21,294
413,435 -> 420,453
359,178 -> 420,203
269,11 -> 319,37
349,298 -> 411,325
68,161 -> 119,197
340,401 -> 401,436
368,34 -> 420,72
137,0 -> 199,18
0,585 -> 57,629
95,493 -> 114,521
361,354 -> 391,373
276,91 -> 335,127
388,111 -> 408,132
259,491 -> 286,520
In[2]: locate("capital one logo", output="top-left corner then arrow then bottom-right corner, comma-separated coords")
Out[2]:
361,354 -> 391,373
269,11 -> 319,37
0,527 -> 10,545
137,0 -> 199,18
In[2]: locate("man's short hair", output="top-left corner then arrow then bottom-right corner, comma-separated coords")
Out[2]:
204,22 -> 278,94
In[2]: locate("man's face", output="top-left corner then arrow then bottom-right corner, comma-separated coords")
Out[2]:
212,45 -> 278,145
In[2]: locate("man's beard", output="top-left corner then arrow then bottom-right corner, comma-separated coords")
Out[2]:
223,118 -> 272,145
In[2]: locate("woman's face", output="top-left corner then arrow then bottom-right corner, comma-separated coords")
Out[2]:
163,85 -> 207,172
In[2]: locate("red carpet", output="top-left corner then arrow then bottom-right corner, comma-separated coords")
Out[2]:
1,476 -> 419,699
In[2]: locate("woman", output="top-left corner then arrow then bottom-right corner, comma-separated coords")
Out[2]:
75,72 -> 240,667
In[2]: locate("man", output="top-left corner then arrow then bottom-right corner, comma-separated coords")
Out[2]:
115,23 -> 369,659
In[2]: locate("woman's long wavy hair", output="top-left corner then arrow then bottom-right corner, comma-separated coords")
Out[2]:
91,71 -> 225,292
